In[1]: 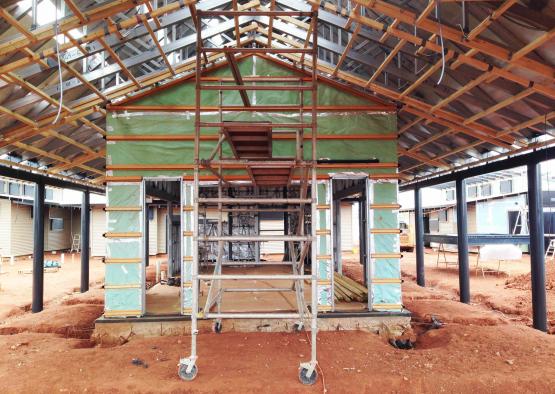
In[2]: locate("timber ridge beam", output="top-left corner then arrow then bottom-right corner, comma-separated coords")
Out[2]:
400,146 -> 555,192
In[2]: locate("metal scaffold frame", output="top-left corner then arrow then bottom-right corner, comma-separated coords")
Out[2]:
178,9 -> 320,385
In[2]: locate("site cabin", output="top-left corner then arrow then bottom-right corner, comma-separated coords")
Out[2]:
0,180 -> 82,258
96,54 -> 410,381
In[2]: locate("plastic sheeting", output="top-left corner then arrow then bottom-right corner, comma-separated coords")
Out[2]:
105,56 -> 402,313
181,181 -> 194,314
107,57 -> 397,178
104,182 -> 143,317
133,56 -> 377,108
107,111 -> 397,176
106,211 -> 141,233
369,180 -> 402,310
316,180 -> 333,311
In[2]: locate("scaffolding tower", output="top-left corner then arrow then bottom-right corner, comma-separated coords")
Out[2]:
178,9 -> 320,385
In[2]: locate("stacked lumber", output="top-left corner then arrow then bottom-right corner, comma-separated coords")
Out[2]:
334,273 -> 368,302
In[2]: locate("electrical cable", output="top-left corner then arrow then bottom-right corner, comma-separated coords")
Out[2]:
52,0 -> 63,125
435,2 -> 446,86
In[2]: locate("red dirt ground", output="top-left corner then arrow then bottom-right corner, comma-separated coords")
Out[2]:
505,264 -> 555,291
395,249 -> 555,333
3,252 -> 555,392
0,252 -> 104,319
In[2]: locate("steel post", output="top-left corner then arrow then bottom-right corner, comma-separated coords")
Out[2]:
414,187 -> 425,287
80,190 -> 90,293
455,178 -> 470,303
528,162 -> 547,332
32,182 -> 45,313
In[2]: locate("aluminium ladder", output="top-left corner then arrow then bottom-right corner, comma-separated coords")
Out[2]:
178,8 -> 320,386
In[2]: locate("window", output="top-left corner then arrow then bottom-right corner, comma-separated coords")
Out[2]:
500,179 -> 512,194
45,188 -> 54,200
468,185 -> 478,198
8,182 -> 20,196
445,189 -> 455,201
439,209 -> 448,222
0,180 -> 5,193
481,184 -> 492,197
23,184 -> 34,197
49,218 -> 64,231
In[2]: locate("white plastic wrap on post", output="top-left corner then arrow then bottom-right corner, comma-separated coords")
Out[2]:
181,180 -> 195,315
316,179 -> 333,311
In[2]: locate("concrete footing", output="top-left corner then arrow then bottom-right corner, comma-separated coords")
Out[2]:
92,311 -> 411,345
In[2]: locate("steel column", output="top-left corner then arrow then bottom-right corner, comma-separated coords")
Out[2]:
359,197 -> 368,286
528,162 -> 547,332
144,203 -> 150,267
80,190 -> 90,293
167,201 -> 173,276
333,199 -> 341,273
32,182 -> 45,313
414,187 -> 425,287
228,212 -> 233,260
455,178 -> 470,303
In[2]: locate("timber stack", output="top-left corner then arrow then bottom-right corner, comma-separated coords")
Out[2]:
334,273 -> 368,302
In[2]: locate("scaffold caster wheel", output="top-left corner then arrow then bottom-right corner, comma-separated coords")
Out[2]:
214,321 -> 222,333
178,363 -> 198,381
293,323 -> 303,332
298,367 -> 317,385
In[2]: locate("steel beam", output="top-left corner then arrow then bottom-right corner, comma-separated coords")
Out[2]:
400,146 -> 555,191
32,182 -> 45,313
423,234 -> 531,245
80,190 -> 90,293
455,178 -> 470,304
527,162 -> 547,332
0,163 -> 103,193
414,187 -> 425,287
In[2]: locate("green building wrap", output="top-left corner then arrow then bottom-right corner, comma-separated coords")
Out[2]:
104,182 -> 144,317
104,55 -> 401,317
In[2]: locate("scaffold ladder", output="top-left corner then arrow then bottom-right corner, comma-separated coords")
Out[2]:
178,8 -> 320,386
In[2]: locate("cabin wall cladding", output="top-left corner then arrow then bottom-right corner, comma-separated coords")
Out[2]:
105,56 -> 399,317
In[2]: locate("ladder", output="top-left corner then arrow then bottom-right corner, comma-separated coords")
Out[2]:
70,234 -> 80,253
546,239 -> 555,261
512,206 -> 528,235
178,8 -> 320,386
